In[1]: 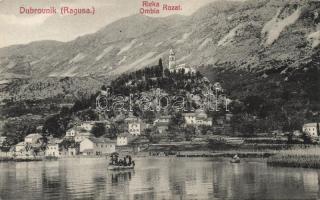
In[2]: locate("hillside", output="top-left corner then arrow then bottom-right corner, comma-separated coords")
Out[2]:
0,0 -> 319,136
1,0 -> 320,79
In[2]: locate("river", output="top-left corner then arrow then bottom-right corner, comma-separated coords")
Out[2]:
0,157 -> 319,200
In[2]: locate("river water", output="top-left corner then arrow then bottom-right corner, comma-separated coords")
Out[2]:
0,157 -> 320,200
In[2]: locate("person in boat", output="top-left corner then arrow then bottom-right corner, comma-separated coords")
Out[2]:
233,154 -> 240,160
128,156 -> 132,166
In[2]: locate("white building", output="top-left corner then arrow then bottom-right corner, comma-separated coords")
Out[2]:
128,121 -> 141,136
153,115 -> 171,135
168,49 -> 176,71
117,133 -> 135,146
75,131 -> 94,143
153,115 -> 171,125
80,121 -> 95,131
65,128 -> 77,138
0,136 -> 6,146
168,49 -> 195,74
45,139 -> 63,157
183,111 -> 212,126
303,123 -> 319,137
71,121 -> 111,136
80,137 -> 116,156
24,133 -> 42,144
15,142 -> 25,153
175,64 -> 196,74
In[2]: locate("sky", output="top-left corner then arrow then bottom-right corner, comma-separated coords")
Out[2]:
0,0 -> 225,48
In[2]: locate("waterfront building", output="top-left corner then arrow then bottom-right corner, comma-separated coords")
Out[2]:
45,139 -> 63,157
59,147 -> 79,157
0,136 -> 6,146
79,137 -> 116,156
15,142 -> 25,153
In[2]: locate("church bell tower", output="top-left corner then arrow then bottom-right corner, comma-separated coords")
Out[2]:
168,49 -> 176,71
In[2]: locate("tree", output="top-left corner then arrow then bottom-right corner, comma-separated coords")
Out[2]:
301,132 -> 312,144
286,132 -> 293,144
105,125 -> 117,139
91,123 -> 106,138
43,115 -> 68,138
61,138 -> 76,149
164,69 -> 170,77
0,140 -> 11,152
158,58 -> 164,77
142,111 -> 155,124
184,126 -> 196,141
167,112 -> 185,141
170,112 -> 185,127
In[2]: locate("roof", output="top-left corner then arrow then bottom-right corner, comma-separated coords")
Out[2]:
25,133 -> 42,138
155,121 -> 170,127
127,119 -> 141,123
158,115 -> 172,119
76,132 -> 92,136
87,137 -> 115,144
47,138 -> 63,145
118,132 -> 133,137
70,126 -> 90,133
125,115 -> 140,123
157,125 -> 168,130
82,120 -> 111,125
183,113 -> 197,117
303,123 -> 319,127
16,142 -> 25,146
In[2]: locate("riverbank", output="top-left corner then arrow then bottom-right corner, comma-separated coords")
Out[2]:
267,147 -> 320,169
0,157 -> 43,162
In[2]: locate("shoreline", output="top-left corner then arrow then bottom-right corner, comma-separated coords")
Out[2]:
2,147 -> 320,170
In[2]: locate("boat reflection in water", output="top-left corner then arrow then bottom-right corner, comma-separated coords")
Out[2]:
1,157 -> 320,199
110,170 -> 133,185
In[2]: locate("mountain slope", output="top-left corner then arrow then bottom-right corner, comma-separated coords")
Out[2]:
0,0 -> 320,79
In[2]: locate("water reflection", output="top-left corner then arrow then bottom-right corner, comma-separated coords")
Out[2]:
1,158 -> 320,199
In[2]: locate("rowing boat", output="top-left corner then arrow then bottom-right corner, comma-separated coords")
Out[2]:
107,165 -> 134,170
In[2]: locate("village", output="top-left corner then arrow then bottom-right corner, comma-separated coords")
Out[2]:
0,109 -> 226,160
0,48 -> 319,161
0,110 -> 318,160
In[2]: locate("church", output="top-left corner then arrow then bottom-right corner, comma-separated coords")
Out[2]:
168,49 -> 196,74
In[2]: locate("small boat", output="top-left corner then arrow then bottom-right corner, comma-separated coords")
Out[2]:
230,158 -> 240,163
108,153 -> 135,170
107,165 -> 134,170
